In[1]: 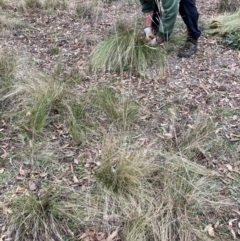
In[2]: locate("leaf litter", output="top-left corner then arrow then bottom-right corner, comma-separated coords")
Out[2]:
0,0 -> 240,240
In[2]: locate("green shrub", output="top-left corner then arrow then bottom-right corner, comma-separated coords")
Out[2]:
223,31 -> 240,49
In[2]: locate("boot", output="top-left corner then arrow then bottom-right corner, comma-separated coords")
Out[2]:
178,37 -> 198,58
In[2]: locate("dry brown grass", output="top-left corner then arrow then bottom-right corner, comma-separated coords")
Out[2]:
91,134 -> 231,241
4,186 -> 84,241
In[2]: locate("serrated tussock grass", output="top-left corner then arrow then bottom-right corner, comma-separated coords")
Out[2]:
0,16 -> 28,30
205,10 -> 240,35
2,65 -> 91,141
95,135 -> 157,196
89,21 -> 166,76
64,102 -> 88,145
1,120 -> 233,241
75,0 -> 102,19
92,133 -> 231,241
3,74 -> 64,132
6,186 -> 84,241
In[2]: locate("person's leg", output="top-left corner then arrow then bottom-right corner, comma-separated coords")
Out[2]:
140,0 -> 160,42
144,11 -> 154,27
178,0 -> 201,57
152,1 -> 162,33
140,0 -> 155,27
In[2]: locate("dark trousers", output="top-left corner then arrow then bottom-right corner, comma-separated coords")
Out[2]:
179,0 -> 201,40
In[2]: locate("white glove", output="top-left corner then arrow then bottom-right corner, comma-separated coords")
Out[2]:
150,37 -> 164,46
150,38 -> 157,46
144,27 -> 154,40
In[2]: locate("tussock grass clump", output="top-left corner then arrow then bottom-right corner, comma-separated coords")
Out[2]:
65,102 -> 88,145
145,155 -> 226,241
90,86 -> 139,127
205,11 -> 240,35
4,74 -> 64,132
7,186 -> 84,241
75,0 -> 102,19
3,65 -> 90,141
93,134 -> 231,241
0,13 -> 27,31
24,80 -> 63,132
95,135 -> 157,195
89,22 -> 166,76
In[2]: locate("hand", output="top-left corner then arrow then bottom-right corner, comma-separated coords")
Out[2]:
144,27 -> 155,40
150,36 -> 164,46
